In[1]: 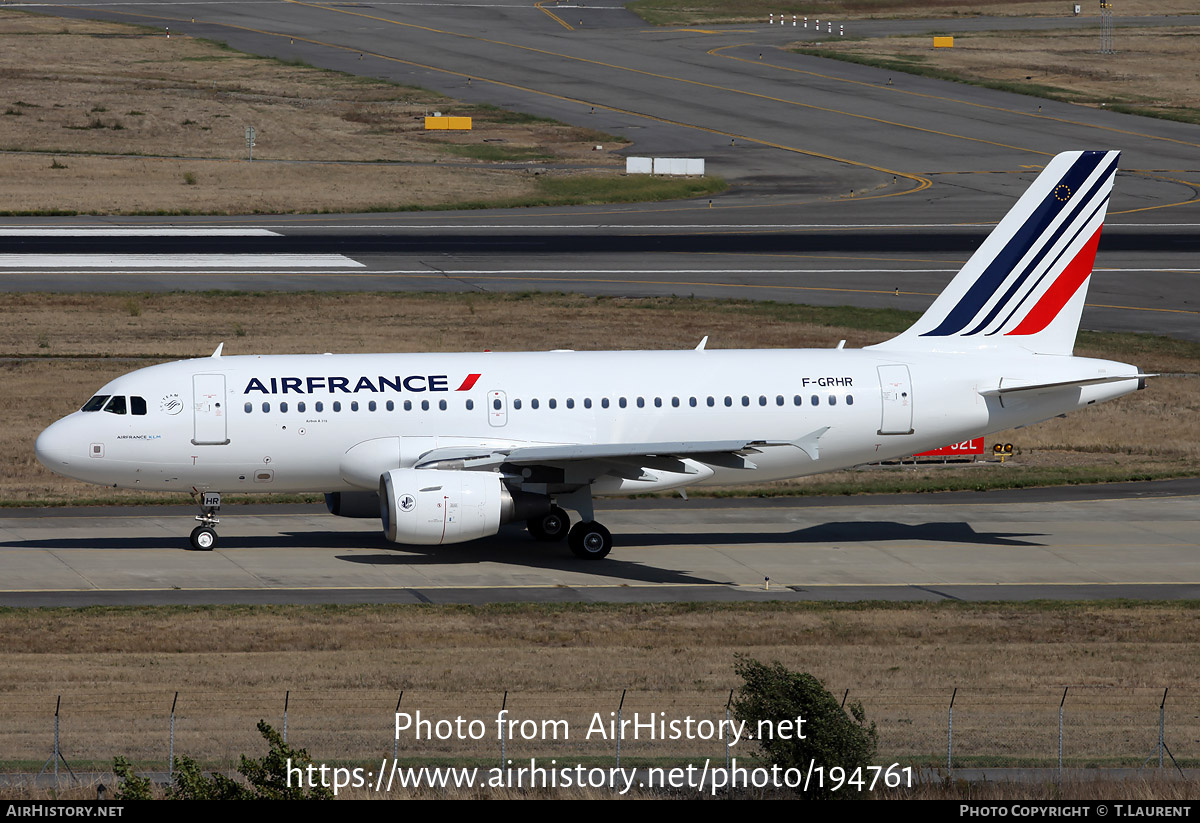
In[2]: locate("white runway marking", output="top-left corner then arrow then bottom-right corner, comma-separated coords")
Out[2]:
0,254 -> 364,268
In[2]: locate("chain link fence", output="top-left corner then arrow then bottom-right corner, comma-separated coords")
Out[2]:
4,687 -> 1196,775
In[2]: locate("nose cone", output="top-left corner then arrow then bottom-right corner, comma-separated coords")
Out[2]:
36,416 -> 79,475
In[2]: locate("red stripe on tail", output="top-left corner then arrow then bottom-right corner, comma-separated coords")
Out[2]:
1006,225 -> 1103,337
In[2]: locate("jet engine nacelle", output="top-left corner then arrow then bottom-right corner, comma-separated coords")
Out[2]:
380,468 -> 543,545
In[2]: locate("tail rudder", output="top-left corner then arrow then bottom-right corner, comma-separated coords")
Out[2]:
872,150 -> 1119,356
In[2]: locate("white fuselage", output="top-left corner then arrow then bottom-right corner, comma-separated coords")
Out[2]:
35,347 -> 1140,496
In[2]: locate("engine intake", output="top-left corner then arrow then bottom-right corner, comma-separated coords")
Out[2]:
379,468 -> 547,545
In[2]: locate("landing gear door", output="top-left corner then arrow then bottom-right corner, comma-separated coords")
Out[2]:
877,365 -> 914,435
193,374 -> 230,445
487,390 -> 508,427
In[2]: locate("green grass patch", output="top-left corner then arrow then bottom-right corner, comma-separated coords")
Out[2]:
1107,103 -> 1200,126
324,173 -> 729,214
439,143 -> 555,162
467,103 -> 558,125
533,174 -> 728,205
792,46 -> 1086,102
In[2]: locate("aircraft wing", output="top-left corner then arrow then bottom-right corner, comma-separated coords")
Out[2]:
412,427 -> 831,473
414,440 -> 763,471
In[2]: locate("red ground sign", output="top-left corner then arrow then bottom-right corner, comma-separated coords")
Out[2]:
914,438 -> 985,457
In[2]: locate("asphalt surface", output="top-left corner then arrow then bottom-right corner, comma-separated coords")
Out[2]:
4,479 -> 1199,606
4,3 -> 1199,604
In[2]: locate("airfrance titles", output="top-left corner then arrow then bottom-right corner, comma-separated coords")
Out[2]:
243,373 -> 481,395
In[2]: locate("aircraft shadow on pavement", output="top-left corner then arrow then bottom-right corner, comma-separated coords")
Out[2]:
3,528 -> 724,586
332,531 -> 722,586
619,521 -> 1046,548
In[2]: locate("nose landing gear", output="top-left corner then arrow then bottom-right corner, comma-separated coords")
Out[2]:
190,491 -> 221,551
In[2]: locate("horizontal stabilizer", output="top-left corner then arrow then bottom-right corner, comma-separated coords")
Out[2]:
978,373 -> 1145,397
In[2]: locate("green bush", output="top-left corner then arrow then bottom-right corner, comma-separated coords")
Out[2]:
732,656 -> 877,798
113,720 -> 333,799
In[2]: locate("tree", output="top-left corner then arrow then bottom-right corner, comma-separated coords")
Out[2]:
113,720 -> 333,800
732,657 -> 877,798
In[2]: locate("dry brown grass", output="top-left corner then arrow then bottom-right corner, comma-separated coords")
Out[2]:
795,26 -> 1200,122
0,11 -> 623,214
4,292 -> 1198,504
2,603 -> 1200,769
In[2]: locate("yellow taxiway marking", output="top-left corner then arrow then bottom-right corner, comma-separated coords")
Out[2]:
275,0 -> 932,193
534,0 -> 573,31
77,4 -> 929,199
709,44 -> 1200,153
708,44 -> 1200,214
1,578 -> 1195,594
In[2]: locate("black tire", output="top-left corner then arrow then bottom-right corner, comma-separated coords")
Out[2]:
568,521 -> 612,559
527,506 -> 570,542
190,525 -> 217,551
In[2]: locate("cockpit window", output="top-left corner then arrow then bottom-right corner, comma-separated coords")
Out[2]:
103,396 -> 127,415
131,396 -> 147,416
81,395 -> 110,412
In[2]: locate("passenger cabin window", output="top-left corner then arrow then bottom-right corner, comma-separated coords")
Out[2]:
82,395 -> 110,412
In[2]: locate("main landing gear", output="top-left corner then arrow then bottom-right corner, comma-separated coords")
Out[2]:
527,505 -> 570,542
525,496 -> 614,560
567,520 -> 612,560
190,491 -> 221,551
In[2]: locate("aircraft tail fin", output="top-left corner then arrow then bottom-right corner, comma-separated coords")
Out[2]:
871,150 -> 1119,356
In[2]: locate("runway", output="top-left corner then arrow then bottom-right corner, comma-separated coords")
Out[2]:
3,479 -> 1199,606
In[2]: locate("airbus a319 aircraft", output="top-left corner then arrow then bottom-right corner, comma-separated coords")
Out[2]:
37,151 -> 1146,558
